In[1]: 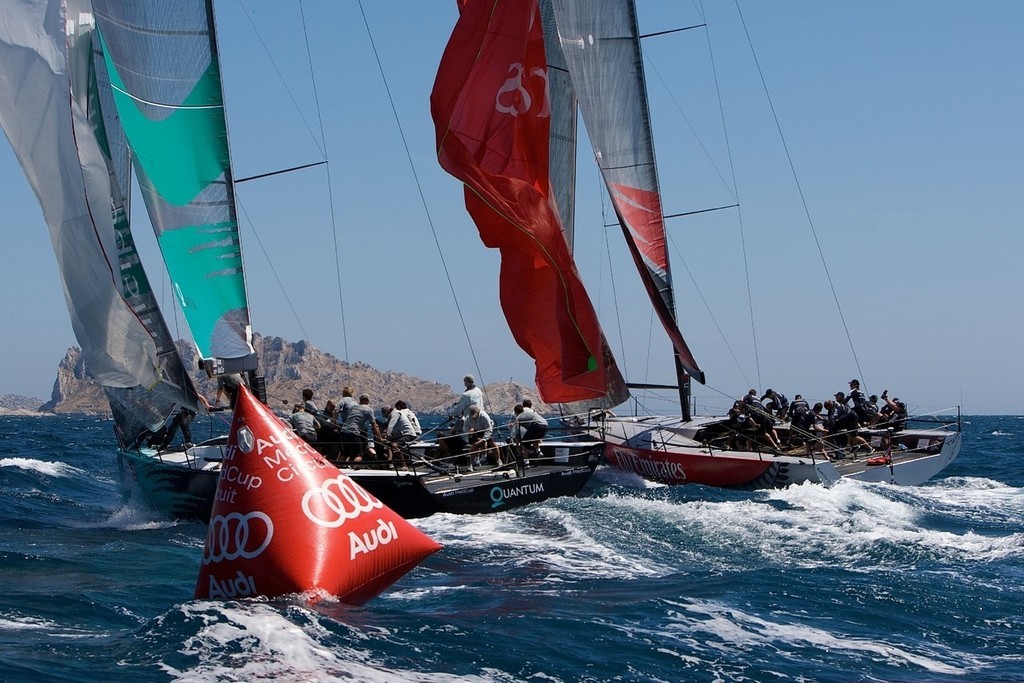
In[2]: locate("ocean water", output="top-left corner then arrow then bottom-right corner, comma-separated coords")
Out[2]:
1,415 -> 1022,682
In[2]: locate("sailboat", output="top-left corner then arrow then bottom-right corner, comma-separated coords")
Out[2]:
0,0 -> 600,521
432,0 -> 961,489
0,0 -> 221,493
0,0 -> 270,519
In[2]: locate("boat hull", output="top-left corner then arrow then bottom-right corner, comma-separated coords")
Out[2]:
117,439 -> 601,521
596,414 -> 960,489
117,445 -> 221,521
597,415 -> 835,488
350,460 -> 598,519
834,429 -> 962,485
603,441 -> 833,488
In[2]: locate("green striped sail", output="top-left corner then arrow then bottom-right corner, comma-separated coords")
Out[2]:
92,1 -> 256,373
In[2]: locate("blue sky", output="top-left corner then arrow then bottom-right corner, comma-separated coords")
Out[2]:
1,1 -> 1021,415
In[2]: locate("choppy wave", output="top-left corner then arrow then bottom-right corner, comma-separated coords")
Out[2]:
148,602 -> 507,682
659,598 -> 974,677
0,456 -> 81,478
0,414 -> 1022,682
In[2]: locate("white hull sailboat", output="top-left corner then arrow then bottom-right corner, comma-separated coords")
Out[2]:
431,0 -> 961,491
598,414 -> 962,488
557,2 -> 962,489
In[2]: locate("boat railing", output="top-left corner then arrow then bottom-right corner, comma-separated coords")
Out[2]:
905,410 -> 961,431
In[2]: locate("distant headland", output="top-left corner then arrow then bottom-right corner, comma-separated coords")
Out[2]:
0,334 -> 548,417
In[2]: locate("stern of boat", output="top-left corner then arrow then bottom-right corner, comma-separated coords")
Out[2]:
117,441 -> 225,521
837,424 -> 962,485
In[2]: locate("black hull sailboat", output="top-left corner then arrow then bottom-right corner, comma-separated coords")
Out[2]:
1,0 -> 600,522
118,437 -> 601,521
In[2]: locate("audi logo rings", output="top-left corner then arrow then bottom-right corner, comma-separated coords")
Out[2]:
203,511 -> 273,564
302,476 -> 382,528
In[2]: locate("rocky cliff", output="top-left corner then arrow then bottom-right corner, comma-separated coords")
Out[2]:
39,347 -> 105,414
17,335 -> 550,417
0,394 -> 47,415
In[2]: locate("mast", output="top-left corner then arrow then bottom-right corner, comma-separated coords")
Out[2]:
550,0 -> 705,412
675,357 -> 692,421
91,0 -> 260,389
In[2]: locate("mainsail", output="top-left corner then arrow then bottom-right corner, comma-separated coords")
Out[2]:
0,0 -> 199,446
90,0 -> 257,376
539,0 -> 578,248
549,0 -> 705,385
432,0 -> 628,406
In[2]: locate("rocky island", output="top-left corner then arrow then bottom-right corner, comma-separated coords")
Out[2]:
1,335 -> 549,417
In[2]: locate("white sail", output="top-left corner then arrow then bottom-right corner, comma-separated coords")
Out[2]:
0,0 -> 159,389
0,0 -> 199,445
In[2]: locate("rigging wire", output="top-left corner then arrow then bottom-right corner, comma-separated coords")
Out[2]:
665,229 -> 751,389
702,14 -> 762,389
354,1 -> 488,393
732,0 -> 866,385
231,0 -> 345,355
234,0 -> 325,159
297,0 -> 348,360
644,59 -> 736,204
236,200 -> 311,343
640,26 -> 757,391
598,180 -> 630,387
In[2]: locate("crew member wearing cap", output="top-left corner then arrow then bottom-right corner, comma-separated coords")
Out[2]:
464,404 -> 496,469
842,379 -> 871,425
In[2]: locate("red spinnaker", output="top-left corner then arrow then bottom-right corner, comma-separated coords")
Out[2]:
431,0 -> 626,405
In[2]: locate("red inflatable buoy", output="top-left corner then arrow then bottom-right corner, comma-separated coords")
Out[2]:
195,384 -> 442,604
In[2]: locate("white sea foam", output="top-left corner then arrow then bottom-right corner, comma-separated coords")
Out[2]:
0,613 -> 95,639
909,476 -> 1024,528
991,430 -> 1012,436
0,457 -> 80,477
0,614 -> 57,631
90,503 -> 180,531
416,504 -> 672,581
593,465 -> 665,488
585,479 -> 1024,571
768,481 -> 1024,566
654,598 -> 977,676
166,603 -> 492,682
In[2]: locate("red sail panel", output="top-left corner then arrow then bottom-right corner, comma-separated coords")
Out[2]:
609,183 -> 668,272
550,0 -> 704,385
609,182 -> 704,385
431,0 -> 627,405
